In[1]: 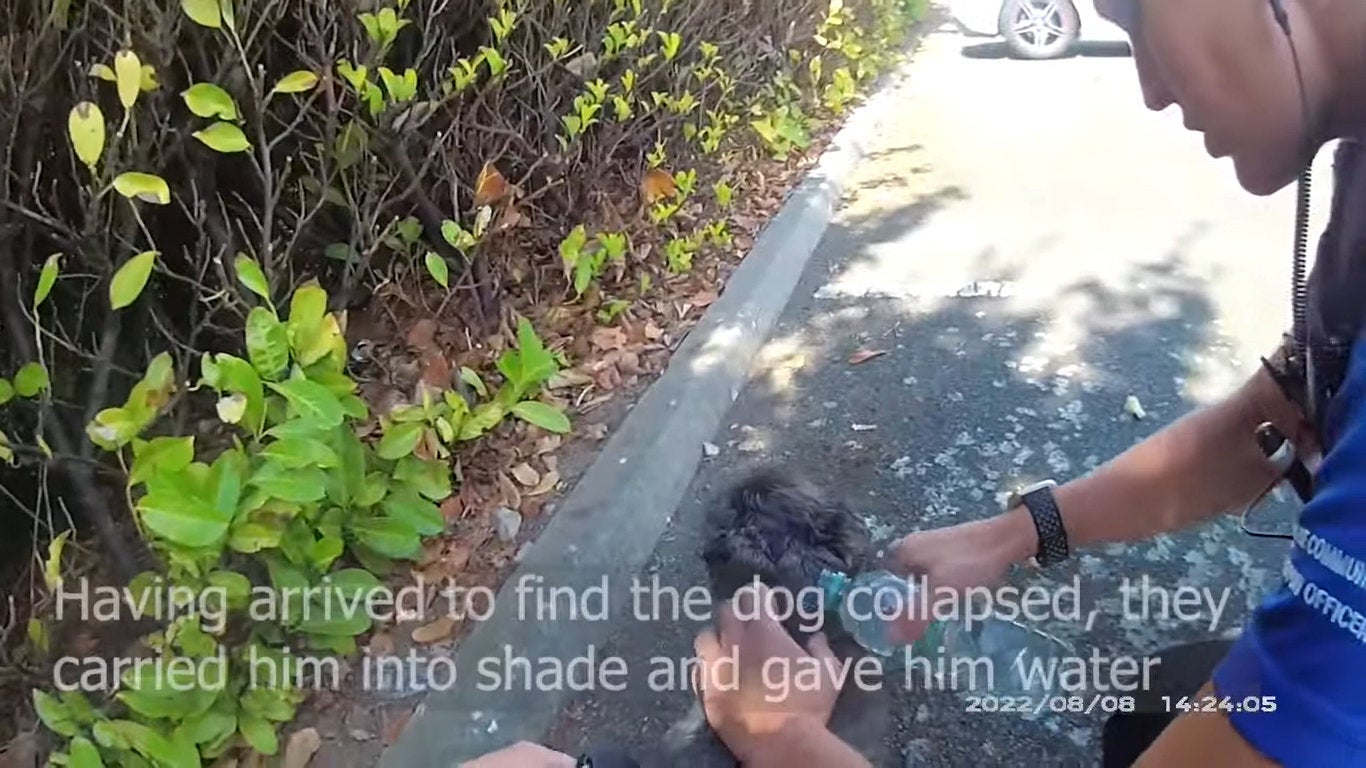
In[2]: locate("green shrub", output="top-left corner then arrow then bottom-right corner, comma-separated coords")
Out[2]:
0,0 -> 921,761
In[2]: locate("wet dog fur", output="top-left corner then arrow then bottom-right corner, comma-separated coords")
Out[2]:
663,468 -> 887,765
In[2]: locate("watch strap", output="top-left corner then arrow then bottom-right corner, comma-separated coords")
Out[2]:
1020,483 -> 1069,567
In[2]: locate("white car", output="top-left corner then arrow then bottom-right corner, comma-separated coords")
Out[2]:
951,0 -> 1129,59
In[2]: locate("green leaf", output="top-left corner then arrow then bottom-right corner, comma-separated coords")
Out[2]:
238,711 -> 278,755
497,317 -> 558,396
376,421 -> 424,460
34,690 -> 79,737
176,701 -> 236,745
130,436 -> 195,485
112,173 -> 171,205
106,719 -> 200,768
249,463 -> 327,503
356,472 -> 389,507
459,401 -> 505,441
459,367 -> 488,398
208,570 -> 252,609
204,354 -> 266,432
35,253 -> 60,308
288,282 -> 328,331
383,488 -> 443,535
261,437 -> 339,469
86,407 -> 140,450
194,122 -> 252,152
232,254 -> 270,302
181,82 -> 238,119
43,530 -> 70,592
14,362 -> 49,397
90,63 -> 116,81
267,380 -> 343,427
114,50 -> 141,109
245,307 -> 289,378
216,393 -> 247,424
394,456 -> 452,500
69,737 -> 103,768
110,251 -> 157,309
228,519 -> 284,553
219,0 -> 236,30
181,0 -> 222,28
424,252 -> 450,289
67,103 -> 105,170
241,686 -> 300,722
27,617 -> 47,652
0,379 -> 11,406
347,516 -> 421,559
140,64 -> 159,92
272,70 -> 319,95
512,400 -> 571,433
137,468 -> 230,547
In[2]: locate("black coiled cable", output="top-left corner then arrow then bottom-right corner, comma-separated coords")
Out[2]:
1293,166 -> 1312,363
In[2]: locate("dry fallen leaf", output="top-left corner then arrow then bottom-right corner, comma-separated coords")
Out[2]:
406,319 -> 437,351
535,435 -> 562,455
547,369 -> 594,389
585,423 -> 609,440
848,349 -> 888,365
443,544 -> 472,573
494,205 -> 524,232
527,469 -> 560,497
474,162 -> 510,207
593,363 -> 623,392
368,631 -> 395,657
591,326 -> 627,351
282,728 -> 321,768
497,471 -> 522,510
382,708 -> 414,746
691,290 -> 718,307
439,496 -> 463,522
419,350 -> 452,388
411,616 -> 456,644
641,168 -> 677,204
511,462 -> 540,487
644,321 -> 664,341
542,454 -> 558,473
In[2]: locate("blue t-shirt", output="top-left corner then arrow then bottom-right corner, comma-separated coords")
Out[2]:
1214,336 -> 1366,765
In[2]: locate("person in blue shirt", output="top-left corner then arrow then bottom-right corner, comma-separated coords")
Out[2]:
692,1 -> 1366,766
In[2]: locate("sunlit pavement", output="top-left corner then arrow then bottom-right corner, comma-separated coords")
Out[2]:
544,21 -> 1333,767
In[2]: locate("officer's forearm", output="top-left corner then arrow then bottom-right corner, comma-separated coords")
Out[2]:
994,365 -> 1308,556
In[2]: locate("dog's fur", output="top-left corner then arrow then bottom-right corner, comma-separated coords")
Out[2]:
702,467 -> 874,616
663,468 -> 882,765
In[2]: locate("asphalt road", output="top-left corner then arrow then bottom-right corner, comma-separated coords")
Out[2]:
543,22 -> 1335,768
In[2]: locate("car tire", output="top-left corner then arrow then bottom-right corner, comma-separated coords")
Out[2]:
999,0 -> 1081,60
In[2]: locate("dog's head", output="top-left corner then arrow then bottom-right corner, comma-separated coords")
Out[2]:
701,467 -> 873,628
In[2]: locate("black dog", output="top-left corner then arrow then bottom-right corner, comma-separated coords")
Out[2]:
661,469 -> 889,766
702,467 -> 875,640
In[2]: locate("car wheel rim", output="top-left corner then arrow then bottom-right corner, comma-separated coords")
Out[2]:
1012,0 -> 1067,50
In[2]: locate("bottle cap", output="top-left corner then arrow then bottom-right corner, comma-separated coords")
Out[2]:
816,570 -> 850,608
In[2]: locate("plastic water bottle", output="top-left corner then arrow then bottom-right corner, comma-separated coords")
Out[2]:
816,569 -> 1072,697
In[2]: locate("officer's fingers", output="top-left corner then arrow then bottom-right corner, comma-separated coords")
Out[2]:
693,628 -> 735,692
806,631 -> 835,663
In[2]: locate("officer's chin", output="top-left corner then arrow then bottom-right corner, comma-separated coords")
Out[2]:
1233,153 -> 1302,197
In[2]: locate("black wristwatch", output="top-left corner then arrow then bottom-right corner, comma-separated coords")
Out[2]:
1008,479 -> 1070,567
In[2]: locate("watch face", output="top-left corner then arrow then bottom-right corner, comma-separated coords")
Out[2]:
1020,479 -> 1058,496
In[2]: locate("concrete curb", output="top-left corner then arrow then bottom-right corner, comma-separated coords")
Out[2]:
382,45 -> 919,767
